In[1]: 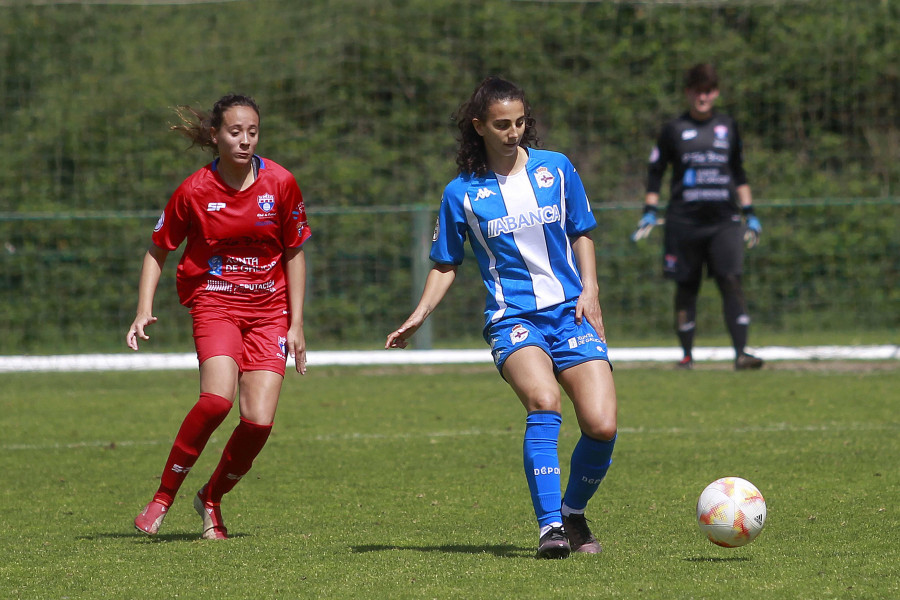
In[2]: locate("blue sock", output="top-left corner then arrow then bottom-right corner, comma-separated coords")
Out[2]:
562,433 -> 616,513
523,411 -> 563,529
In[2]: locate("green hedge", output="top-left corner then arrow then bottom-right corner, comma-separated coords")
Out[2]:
1,1 -> 898,353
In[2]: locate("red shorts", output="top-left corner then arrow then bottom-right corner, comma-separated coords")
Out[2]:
191,307 -> 289,376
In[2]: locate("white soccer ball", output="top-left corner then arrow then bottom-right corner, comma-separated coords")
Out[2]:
696,477 -> 767,548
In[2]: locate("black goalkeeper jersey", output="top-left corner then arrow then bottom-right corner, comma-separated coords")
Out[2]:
646,111 -> 748,225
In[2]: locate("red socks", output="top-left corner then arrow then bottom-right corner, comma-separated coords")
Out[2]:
152,392 -> 233,506
203,417 -> 273,505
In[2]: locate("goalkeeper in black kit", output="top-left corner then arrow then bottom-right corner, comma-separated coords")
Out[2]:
633,63 -> 764,371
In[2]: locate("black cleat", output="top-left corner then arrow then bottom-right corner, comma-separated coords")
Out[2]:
735,353 -> 764,371
562,513 -> 602,554
536,526 -> 571,559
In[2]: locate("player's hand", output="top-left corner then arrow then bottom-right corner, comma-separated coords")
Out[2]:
744,215 -> 762,248
287,325 -> 307,375
631,205 -> 658,242
385,315 -> 424,349
575,288 -> 606,343
126,314 -> 157,351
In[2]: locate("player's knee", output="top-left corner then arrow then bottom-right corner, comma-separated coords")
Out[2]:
524,391 -> 561,413
716,274 -> 742,293
583,421 -> 617,442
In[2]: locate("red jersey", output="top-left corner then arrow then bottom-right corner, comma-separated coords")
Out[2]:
152,156 -> 311,315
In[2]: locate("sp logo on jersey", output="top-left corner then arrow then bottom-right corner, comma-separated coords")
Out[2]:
534,167 -> 555,189
257,194 -> 276,212
207,202 -> 226,212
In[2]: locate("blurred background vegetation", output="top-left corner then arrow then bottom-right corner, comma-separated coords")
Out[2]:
0,0 -> 897,353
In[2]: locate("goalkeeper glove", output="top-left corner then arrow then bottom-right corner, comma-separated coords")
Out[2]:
631,204 -> 658,242
743,206 -> 762,248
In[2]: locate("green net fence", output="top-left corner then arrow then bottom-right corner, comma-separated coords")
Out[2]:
1,0 -> 898,353
1,200 -> 897,354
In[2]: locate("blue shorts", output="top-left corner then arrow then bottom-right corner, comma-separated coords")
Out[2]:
485,300 -> 611,375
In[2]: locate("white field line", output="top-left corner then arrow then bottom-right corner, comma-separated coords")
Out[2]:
4,421 -> 897,452
0,345 -> 898,373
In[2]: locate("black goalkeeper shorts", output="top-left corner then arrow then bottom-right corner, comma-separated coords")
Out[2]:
662,218 -> 744,282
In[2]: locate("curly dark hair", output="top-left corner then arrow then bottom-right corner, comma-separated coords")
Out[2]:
170,93 -> 260,155
454,76 -> 539,177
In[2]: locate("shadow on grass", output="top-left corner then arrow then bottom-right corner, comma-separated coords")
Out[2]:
352,544 -> 530,558
684,556 -> 751,563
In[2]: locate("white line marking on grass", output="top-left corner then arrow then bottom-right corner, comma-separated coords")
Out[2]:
7,422 -> 895,452
1,345 -> 897,372
1,439 -> 175,451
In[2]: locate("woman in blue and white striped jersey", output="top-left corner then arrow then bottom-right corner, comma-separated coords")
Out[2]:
386,76 -> 618,560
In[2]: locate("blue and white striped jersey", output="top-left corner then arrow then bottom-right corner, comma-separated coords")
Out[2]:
431,148 -> 597,331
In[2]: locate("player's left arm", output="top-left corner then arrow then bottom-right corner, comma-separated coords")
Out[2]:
729,121 -> 761,248
737,184 -> 761,248
284,246 -> 307,374
572,233 -> 606,343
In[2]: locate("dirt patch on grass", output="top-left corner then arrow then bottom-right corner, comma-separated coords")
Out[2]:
612,360 -> 899,373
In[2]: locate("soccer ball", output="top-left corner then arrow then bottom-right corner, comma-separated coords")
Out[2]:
696,477 -> 767,548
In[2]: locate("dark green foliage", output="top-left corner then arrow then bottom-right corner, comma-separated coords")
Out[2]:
0,1 -> 897,353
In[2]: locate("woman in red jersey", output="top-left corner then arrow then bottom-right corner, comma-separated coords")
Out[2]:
126,94 -> 311,540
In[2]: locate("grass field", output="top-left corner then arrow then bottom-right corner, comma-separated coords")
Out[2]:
1,362 -> 897,599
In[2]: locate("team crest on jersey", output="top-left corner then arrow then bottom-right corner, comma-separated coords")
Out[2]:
534,167 -> 555,189
510,324 -> 529,344
474,187 -> 496,201
714,125 -> 729,139
257,193 -> 276,212
154,212 -> 165,232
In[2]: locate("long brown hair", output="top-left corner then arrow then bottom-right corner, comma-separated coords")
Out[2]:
454,77 -> 539,177
170,93 -> 260,155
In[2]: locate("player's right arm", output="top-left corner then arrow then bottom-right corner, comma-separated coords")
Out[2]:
385,263 -> 457,349
126,244 -> 169,351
